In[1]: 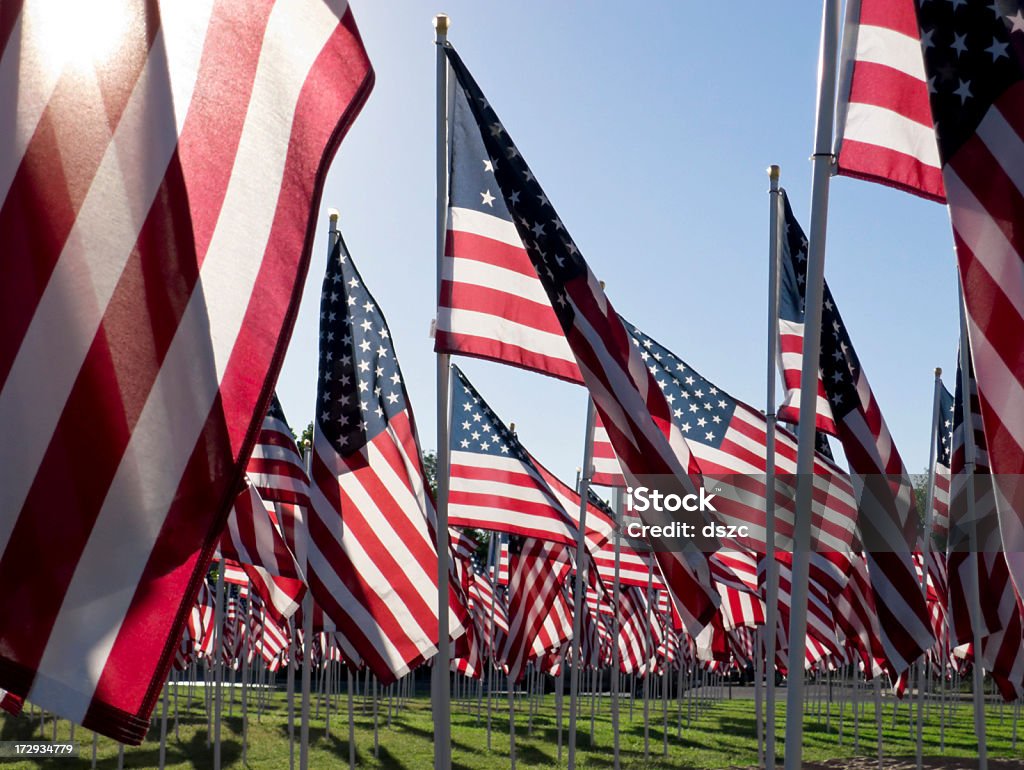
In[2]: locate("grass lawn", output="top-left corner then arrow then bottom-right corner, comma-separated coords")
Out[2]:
0,683 -> 1020,769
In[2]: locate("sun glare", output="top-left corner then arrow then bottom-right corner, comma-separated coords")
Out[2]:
30,0 -> 132,80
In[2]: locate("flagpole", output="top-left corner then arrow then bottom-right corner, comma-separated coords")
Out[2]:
958,286 -> 988,770
212,561 -> 226,770
916,367 -> 943,770
764,163 -> 783,770
610,488 -> 623,770
433,13 -> 454,770
783,1 -> 841,768
567,398 -> 598,770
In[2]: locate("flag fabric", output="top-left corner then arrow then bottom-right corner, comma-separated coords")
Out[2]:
448,365 -> 582,546
248,394 -> 312,509
307,232 -> 464,683
0,0 -> 372,743
434,56 -> 582,385
591,413 -> 627,487
622,318 -> 859,555
776,196 -> 839,436
912,0 -> 1024,604
219,481 -> 306,625
246,393 -> 311,571
592,528 -> 665,590
947,342 -> 1024,699
501,536 -> 573,682
443,44 -> 718,634
931,383 -> 956,544
835,0 -> 945,201
777,190 -> 933,677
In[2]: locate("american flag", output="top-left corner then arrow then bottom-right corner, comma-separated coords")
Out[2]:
219,481 -> 306,625
835,0 -> 945,201
947,343 -> 1024,699
592,519 -> 666,590
307,233 -> 464,683
591,413 -> 627,488
776,194 -> 839,436
467,569 -> 510,659
434,55 -> 582,385
931,383 -> 956,544
448,365 -> 581,546
442,45 -> 718,634
501,536 -> 573,683
864,0 -> 1024,604
777,189 -> 934,678
0,0 -> 371,743
622,318 -> 859,555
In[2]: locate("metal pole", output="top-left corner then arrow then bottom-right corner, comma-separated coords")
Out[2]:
298,597 -> 313,770
765,162 -> 783,770
916,368 -> 943,770
611,488 -> 624,770
642,559 -> 655,760
212,563 -> 226,770
433,14 -> 453,770
783,1 -> 841,768
958,288 -> 988,770
567,399 -> 598,770
348,667 -> 356,770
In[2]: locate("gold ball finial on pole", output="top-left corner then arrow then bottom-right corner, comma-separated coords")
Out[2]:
328,208 -> 339,224
434,13 -> 449,34
768,164 -> 781,182
935,367 -> 942,377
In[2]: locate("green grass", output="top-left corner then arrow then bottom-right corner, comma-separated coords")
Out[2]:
0,684 -> 1020,769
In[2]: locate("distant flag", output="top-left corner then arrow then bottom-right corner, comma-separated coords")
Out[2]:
0,0 -> 372,742
442,44 -> 718,634
913,0 -> 1024,603
776,196 -> 839,436
834,0 -> 944,201
501,536 -> 573,682
307,232 -> 464,683
247,394 -> 312,570
622,318 -> 859,555
947,342 -> 1024,700
931,384 -> 955,544
219,481 -> 306,625
777,190 -> 933,678
591,413 -> 627,488
448,365 -> 582,546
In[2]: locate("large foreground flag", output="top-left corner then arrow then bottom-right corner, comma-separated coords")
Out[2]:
914,0 -> 1024,603
442,44 -> 718,634
777,191 -> 934,677
834,0 -> 944,200
308,231 -> 465,683
0,0 -> 371,743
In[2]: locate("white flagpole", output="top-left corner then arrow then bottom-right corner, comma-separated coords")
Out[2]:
212,561 -> 226,770
433,14 -> 454,770
158,674 -> 169,770
486,534 -> 498,751
916,367 -> 943,770
611,487 -> 623,770
765,162 -> 783,770
567,399 -> 598,770
642,559 -> 654,761
287,618 -> 296,770
958,286 -> 988,770
782,1 -> 841,768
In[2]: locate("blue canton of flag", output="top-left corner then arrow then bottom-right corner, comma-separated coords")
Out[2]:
450,369 -> 529,463
316,240 -> 408,455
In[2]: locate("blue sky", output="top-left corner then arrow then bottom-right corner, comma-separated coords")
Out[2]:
275,1 -> 960,486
